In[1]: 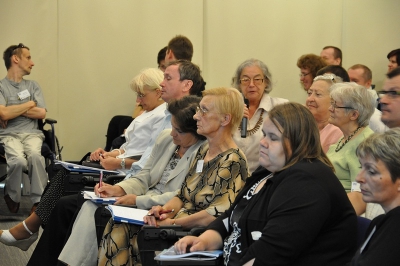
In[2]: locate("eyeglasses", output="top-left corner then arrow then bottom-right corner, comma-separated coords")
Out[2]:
239,77 -> 264,86
196,106 -> 209,116
136,90 -> 157,98
377,90 -> 400,99
299,72 -> 311,78
330,101 -> 355,111
10,43 -> 26,57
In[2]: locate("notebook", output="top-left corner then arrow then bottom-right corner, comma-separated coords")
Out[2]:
82,191 -> 117,204
106,205 -> 149,225
154,245 -> 223,261
55,160 -> 119,174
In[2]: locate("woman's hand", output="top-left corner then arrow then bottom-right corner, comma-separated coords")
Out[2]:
114,194 -> 137,205
99,157 -> 119,170
95,183 -> 125,198
174,236 -> 206,254
90,148 -> 106,161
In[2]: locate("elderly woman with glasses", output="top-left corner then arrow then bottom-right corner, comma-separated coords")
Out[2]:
232,58 -> 288,174
350,128 -> 400,266
306,73 -> 343,152
326,82 -> 375,215
97,87 -> 249,265
297,54 -> 327,91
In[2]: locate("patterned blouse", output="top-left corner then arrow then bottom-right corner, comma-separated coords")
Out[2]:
175,142 -> 248,219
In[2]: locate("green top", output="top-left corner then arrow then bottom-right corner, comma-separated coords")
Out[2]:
327,126 -> 374,192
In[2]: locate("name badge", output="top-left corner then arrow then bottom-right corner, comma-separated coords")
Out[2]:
196,160 -> 204,173
18,90 -> 31,100
351,182 -> 361,192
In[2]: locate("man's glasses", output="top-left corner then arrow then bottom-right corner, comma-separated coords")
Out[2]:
10,43 -> 26,57
330,101 -> 354,111
299,72 -> 311,78
377,90 -> 400,99
239,77 -> 264,86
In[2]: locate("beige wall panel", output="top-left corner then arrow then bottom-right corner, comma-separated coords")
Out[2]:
58,0 -> 203,160
342,0 -> 400,90
203,0 -> 343,104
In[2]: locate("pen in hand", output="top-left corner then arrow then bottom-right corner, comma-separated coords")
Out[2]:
98,171 -> 103,197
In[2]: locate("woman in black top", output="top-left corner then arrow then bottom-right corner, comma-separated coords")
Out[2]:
175,102 -> 357,266
350,128 -> 400,266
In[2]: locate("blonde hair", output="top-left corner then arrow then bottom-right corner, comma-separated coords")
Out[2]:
130,68 -> 163,94
202,87 -> 244,134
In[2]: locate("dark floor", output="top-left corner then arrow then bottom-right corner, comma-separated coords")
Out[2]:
0,182 -> 43,266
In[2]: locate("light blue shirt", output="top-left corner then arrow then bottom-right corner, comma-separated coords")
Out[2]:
124,109 -> 172,179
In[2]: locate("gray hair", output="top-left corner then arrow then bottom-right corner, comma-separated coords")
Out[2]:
356,128 -> 400,182
330,82 -> 375,127
313,73 -> 343,91
232,58 -> 273,94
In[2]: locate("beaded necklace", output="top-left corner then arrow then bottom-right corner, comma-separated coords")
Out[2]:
335,126 -> 362,152
238,109 -> 265,137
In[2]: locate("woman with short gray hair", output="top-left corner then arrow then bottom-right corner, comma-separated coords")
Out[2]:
350,128 -> 400,265
326,82 -> 375,215
232,58 -> 288,174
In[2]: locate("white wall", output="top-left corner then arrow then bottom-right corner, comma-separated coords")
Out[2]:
0,0 -> 399,160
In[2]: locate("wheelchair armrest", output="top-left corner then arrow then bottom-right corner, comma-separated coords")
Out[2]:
44,118 -> 58,124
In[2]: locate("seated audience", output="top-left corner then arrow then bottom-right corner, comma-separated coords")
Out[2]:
320,45 -> 342,66
57,96 -> 206,266
232,58 -> 288,174
98,87 -> 249,265
22,60 -> 205,265
296,54 -> 327,91
326,83 -> 375,215
387,48 -> 400,73
0,67 -> 165,250
350,128 -> 400,266
379,67 -> 400,129
175,102 -> 357,265
306,74 -> 343,152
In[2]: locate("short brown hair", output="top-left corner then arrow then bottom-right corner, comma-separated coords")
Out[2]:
167,35 -> 193,61
322,46 -> 343,66
3,43 -> 30,70
297,54 -> 327,80
348,64 -> 372,82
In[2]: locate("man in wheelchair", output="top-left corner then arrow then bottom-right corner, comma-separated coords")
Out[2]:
0,43 -> 47,213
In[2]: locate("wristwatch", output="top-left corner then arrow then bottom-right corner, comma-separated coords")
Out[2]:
120,158 -> 126,169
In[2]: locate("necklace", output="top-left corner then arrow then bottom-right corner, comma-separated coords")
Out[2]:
238,109 -> 265,137
174,146 -> 181,159
335,126 -> 363,152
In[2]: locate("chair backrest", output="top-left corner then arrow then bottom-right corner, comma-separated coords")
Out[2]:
357,216 -> 371,248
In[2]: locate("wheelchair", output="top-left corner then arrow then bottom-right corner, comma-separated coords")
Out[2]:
0,118 -> 62,184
